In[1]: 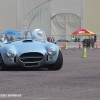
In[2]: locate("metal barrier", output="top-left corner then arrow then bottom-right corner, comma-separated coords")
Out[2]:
49,35 -> 100,42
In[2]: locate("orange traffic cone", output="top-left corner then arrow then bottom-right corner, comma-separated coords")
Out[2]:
95,44 -> 98,49
61,44 -> 66,49
64,44 -> 66,49
78,44 -> 82,49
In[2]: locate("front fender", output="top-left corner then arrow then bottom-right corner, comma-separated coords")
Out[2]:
43,42 -> 59,64
0,44 -> 17,66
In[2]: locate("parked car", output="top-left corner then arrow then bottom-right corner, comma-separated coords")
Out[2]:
0,29 -> 63,70
57,39 -> 70,42
82,39 -> 94,48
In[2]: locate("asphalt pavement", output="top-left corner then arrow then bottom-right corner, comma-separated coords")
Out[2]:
0,48 -> 100,100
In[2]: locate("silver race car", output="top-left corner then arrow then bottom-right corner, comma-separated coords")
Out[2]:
0,29 -> 63,70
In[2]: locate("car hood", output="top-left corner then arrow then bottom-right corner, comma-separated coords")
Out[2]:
11,40 -> 47,55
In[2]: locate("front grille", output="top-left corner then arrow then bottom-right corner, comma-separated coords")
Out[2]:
20,58 -> 42,62
19,52 -> 44,63
25,63 -> 38,66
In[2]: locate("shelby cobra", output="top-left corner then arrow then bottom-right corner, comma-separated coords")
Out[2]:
0,29 -> 63,70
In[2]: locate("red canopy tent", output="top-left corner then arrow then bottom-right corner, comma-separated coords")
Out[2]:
72,28 -> 95,36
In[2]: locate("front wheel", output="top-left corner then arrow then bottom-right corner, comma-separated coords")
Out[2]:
48,50 -> 63,70
0,56 -> 7,70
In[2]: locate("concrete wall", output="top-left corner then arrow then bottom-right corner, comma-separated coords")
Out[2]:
84,0 -> 100,35
0,0 -> 16,32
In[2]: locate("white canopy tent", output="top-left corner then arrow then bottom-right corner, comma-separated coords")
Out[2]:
20,0 -> 83,40
0,0 -> 83,40
21,0 -> 51,36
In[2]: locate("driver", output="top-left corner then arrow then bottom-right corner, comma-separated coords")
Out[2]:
32,29 -> 46,41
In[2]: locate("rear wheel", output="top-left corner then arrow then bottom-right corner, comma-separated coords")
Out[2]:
48,50 -> 63,70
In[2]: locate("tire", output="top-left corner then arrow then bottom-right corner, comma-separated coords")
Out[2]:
0,55 -> 7,70
48,50 -> 63,70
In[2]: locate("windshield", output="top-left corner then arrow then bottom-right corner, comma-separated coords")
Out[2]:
1,29 -> 47,43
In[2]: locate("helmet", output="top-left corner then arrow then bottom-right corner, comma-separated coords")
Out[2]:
32,29 -> 46,41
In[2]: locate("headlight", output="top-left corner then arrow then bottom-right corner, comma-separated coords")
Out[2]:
7,50 -> 14,57
48,48 -> 55,55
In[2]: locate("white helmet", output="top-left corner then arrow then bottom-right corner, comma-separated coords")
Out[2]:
32,29 -> 46,41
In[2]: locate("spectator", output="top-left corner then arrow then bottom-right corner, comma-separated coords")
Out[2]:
10,36 -> 14,41
94,34 -> 97,42
71,36 -> 75,42
47,36 -> 51,42
51,37 -> 55,43
5,35 -> 9,42
75,37 -> 77,42
78,37 -> 80,42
